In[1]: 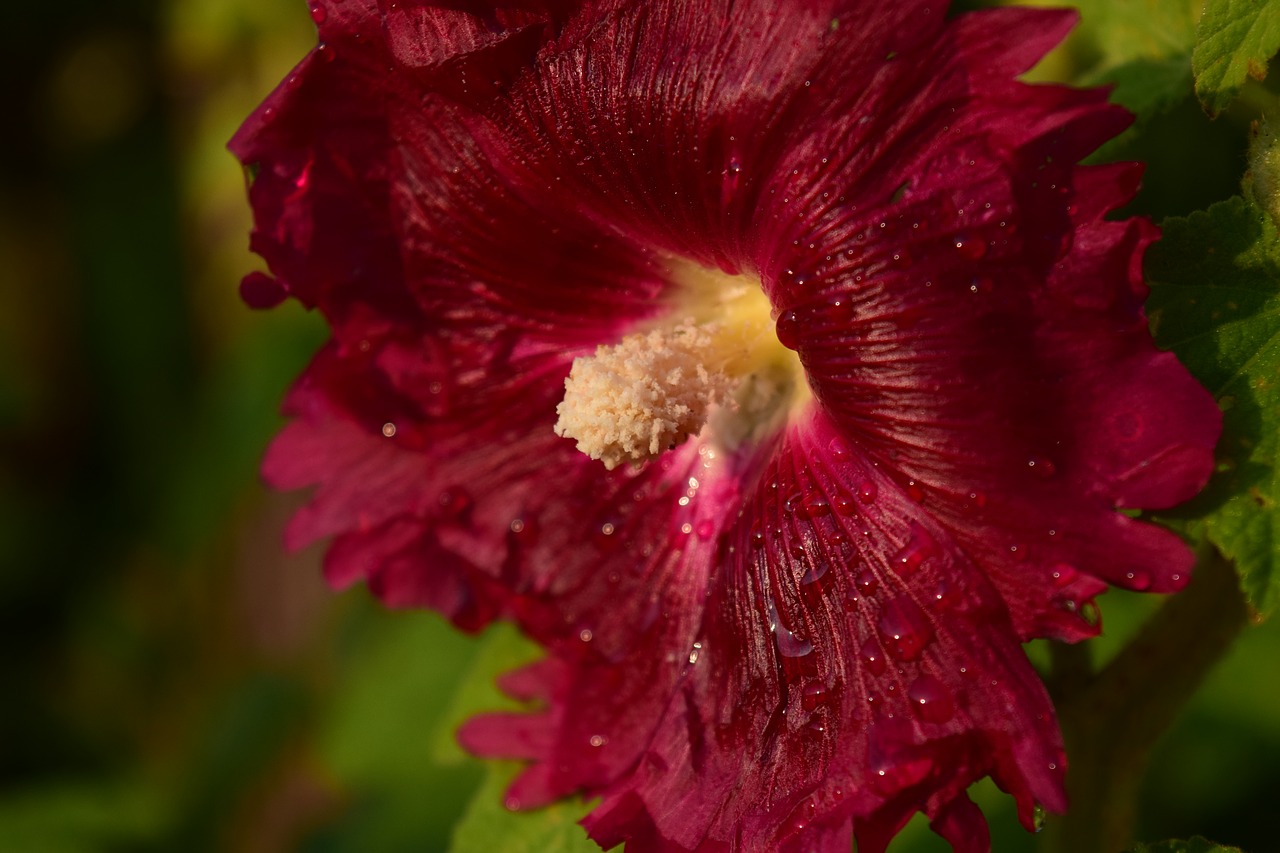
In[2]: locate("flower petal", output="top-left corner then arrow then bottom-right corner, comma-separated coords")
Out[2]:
466,410 -> 1065,851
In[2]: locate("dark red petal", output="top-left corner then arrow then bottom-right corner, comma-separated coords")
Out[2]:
750,6 -> 1219,640
511,410 -> 1064,851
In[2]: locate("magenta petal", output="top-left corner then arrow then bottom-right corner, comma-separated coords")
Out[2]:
558,411 -> 1066,852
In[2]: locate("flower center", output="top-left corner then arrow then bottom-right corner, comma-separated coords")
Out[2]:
554,264 -> 808,469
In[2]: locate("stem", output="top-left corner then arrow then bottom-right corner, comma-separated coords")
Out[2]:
1038,550 -> 1249,853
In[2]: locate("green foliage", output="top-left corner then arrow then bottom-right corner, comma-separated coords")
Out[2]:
1147,196 -> 1280,615
1040,0 -> 1201,155
451,762 -> 599,853
1126,836 -> 1244,853
1193,0 -> 1280,116
0,780 -> 166,853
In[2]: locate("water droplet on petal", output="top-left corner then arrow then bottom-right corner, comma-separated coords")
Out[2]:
801,681 -> 828,711
907,675 -> 955,723
800,561 -> 829,586
860,637 -> 886,675
870,756 -> 934,795
894,532 -> 935,577
309,1 -> 328,24
775,309 -> 802,350
767,598 -> 814,657
857,479 -> 878,504
954,235 -> 987,260
877,599 -> 934,661
1027,455 -> 1056,478
1125,570 -> 1152,591
1033,804 -> 1047,833
1049,563 -> 1080,584
906,480 -> 925,502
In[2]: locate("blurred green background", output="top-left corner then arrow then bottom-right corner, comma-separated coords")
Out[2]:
0,1 -> 1276,851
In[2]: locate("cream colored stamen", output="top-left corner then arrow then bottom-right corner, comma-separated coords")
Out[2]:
555,265 -> 809,469
554,320 -> 734,470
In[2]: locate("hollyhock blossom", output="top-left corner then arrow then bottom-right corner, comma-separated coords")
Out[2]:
232,0 -> 1220,850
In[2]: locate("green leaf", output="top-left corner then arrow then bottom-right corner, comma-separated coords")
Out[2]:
1084,56 -> 1192,126
0,779 -> 166,853
1147,196 -> 1280,615
1193,0 -> 1280,116
1126,836 -> 1245,853
1036,0 -> 1200,142
1071,0 -> 1199,67
451,762 -> 597,853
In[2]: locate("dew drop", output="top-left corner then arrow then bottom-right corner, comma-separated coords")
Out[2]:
857,479 -> 878,504
1125,570 -> 1152,591
775,309 -> 803,350
894,531 -> 935,577
1049,563 -> 1078,588
953,235 -> 987,260
930,578 -> 959,611
767,598 -> 814,657
854,568 -> 879,599
801,561 -> 829,586
828,437 -> 850,460
907,675 -> 955,723
877,599 -> 934,661
824,294 -> 854,324
833,495 -> 857,515
1033,804 -> 1047,833
860,637 -> 886,675
906,480 -> 924,503
579,628 -> 594,643
798,496 -> 831,519
589,734 -> 606,747
696,519 -> 716,540
870,756 -> 934,794
801,681 -> 828,711
1027,455 -> 1056,478
309,1 -> 328,24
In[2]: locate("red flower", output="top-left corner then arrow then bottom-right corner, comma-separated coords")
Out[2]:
232,1 -> 1220,850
